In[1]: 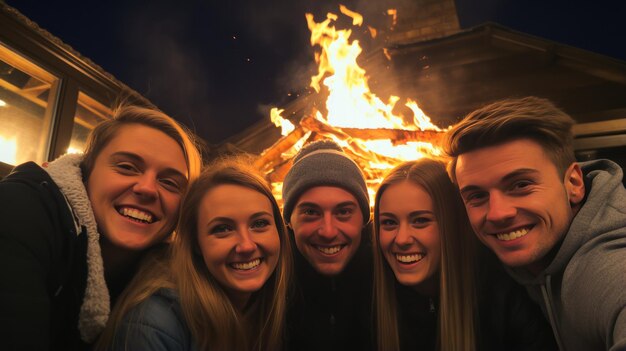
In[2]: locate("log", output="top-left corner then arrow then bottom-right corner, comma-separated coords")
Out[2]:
253,127 -> 307,171
300,115 -> 444,146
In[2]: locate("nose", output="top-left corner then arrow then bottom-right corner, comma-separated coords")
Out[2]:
485,191 -> 516,224
133,173 -> 158,200
395,222 -> 414,247
235,230 -> 257,254
317,213 -> 339,241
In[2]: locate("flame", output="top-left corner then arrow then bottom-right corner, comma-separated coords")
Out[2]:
0,135 -> 17,165
270,107 -> 295,136
265,6 -> 445,205
339,5 -> 363,26
387,9 -> 397,29
367,26 -> 377,39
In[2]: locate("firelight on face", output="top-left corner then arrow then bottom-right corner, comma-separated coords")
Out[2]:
289,186 -> 364,276
378,181 -> 441,295
196,184 -> 281,306
455,139 -> 584,273
87,124 -> 188,251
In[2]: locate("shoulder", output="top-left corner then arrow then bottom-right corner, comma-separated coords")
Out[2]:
563,234 -> 626,319
114,289 -> 191,350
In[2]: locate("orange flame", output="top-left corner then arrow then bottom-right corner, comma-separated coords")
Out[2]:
270,107 -> 295,136
387,8 -> 397,29
265,6 -> 444,204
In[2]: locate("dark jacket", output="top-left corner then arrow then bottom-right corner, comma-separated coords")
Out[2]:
0,155 -> 126,350
286,227 -> 374,351
397,252 -> 557,351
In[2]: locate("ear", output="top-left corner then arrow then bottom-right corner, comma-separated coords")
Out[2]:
564,163 -> 585,206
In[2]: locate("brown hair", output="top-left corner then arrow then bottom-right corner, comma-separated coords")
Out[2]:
444,96 -> 576,183
96,155 -> 292,351
373,158 -> 478,351
80,104 -> 203,182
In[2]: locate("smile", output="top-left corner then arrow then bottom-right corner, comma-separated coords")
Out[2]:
495,227 -> 531,241
230,258 -> 262,271
117,206 -> 155,223
316,245 -> 345,255
396,253 -> 424,264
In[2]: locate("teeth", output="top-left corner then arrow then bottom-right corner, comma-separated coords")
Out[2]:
317,245 -> 342,255
396,253 -> 424,263
496,228 -> 529,241
120,208 -> 153,223
231,258 -> 261,270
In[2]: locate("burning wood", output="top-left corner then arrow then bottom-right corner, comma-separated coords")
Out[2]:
300,115 -> 444,147
258,6 -> 446,202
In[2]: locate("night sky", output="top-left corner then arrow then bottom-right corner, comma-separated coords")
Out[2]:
6,0 -> 626,146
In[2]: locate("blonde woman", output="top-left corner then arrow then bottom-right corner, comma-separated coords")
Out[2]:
0,104 -> 202,350
373,158 -> 556,351
97,156 -> 292,351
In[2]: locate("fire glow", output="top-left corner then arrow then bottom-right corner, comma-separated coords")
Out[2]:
257,6 -> 445,204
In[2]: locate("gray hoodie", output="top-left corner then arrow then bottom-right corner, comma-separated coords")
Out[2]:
506,159 -> 626,351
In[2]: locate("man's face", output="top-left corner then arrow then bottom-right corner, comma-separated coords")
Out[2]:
455,139 -> 584,273
289,186 -> 364,276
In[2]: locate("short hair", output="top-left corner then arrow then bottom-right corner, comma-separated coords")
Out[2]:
80,104 -> 203,182
444,96 -> 576,182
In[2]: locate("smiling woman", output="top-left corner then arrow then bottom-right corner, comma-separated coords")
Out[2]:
97,156 -> 292,351
0,104 -> 202,350
373,158 -> 557,351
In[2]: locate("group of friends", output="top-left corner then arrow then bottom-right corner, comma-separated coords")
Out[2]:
0,96 -> 624,350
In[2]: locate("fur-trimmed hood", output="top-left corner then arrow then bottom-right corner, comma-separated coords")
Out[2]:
44,153 -> 109,343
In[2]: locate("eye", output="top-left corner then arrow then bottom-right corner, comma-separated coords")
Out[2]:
159,177 -> 183,193
511,180 -> 534,192
210,224 -> 233,236
300,208 -> 320,217
334,207 -> 354,220
115,162 -> 139,174
464,191 -> 488,206
411,215 -> 434,227
251,218 -> 271,230
379,217 -> 397,230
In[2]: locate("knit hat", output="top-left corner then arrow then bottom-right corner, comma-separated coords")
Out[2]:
282,140 -> 370,224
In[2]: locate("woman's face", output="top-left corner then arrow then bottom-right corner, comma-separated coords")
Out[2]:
196,184 -> 281,306
87,124 -> 188,251
378,181 -> 441,295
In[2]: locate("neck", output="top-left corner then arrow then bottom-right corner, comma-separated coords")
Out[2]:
99,236 -> 143,293
227,290 -> 252,312
412,275 -> 439,297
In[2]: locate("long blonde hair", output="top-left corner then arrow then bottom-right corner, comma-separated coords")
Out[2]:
96,156 -> 292,351
373,158 -> 478,351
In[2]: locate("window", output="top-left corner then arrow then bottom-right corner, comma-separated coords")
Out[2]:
68,91 -> 112,154
0,43 -> 59,166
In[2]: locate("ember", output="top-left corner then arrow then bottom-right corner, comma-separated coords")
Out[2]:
256,5 -> 446,204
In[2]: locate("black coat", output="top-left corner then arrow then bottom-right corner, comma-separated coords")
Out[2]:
286,227 -> 374,351
397,252 -> 557,351
0,162 -> 88,350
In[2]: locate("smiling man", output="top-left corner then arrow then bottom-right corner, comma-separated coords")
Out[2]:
445,96 -> 626,351
282,140 -> 373,351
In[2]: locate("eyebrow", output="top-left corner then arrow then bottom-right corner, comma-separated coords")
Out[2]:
111,151 -> 187,180
379,210 -> 433,217
205,211 -> 273,227
295,201 -> 357,210
459,168 -> 538,194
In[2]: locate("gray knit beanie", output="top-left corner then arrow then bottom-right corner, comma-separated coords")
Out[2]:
282,140 -> 370,224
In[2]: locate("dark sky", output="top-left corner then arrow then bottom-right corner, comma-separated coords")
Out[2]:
6,0 -> 625,146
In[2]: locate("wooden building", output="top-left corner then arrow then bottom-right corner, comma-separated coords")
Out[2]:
0,3 -> 149,177
221,0 -> 626,167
